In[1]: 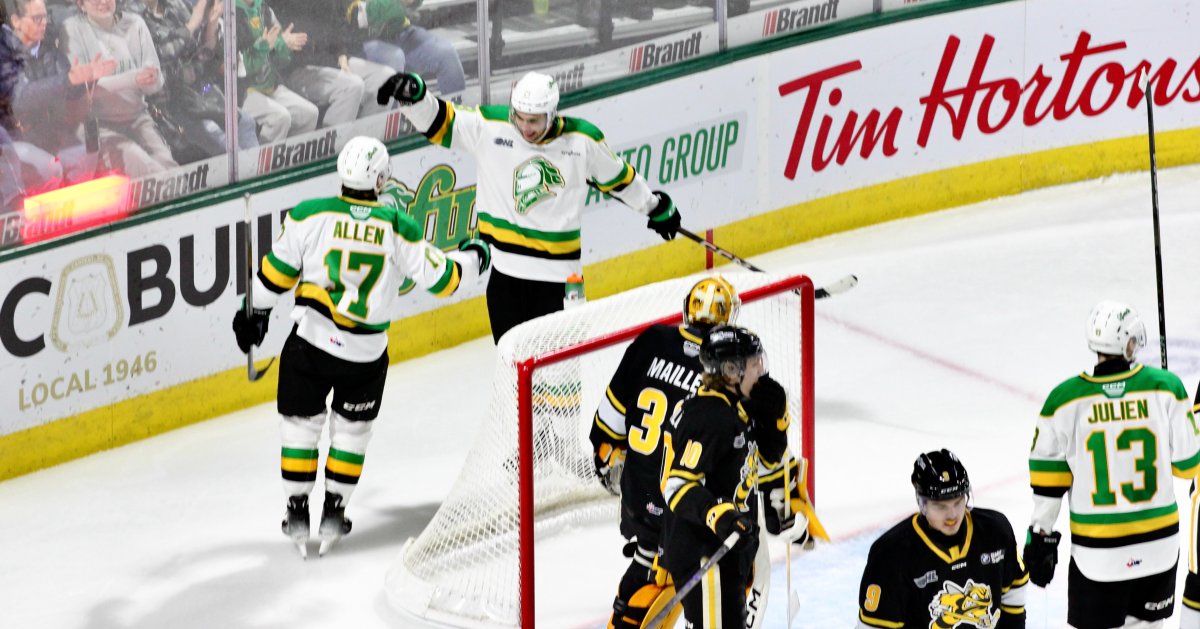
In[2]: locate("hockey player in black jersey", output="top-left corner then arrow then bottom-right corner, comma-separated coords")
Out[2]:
590,276 -> 740,628
659,324 -> 794,629
856,449 -> 1028,628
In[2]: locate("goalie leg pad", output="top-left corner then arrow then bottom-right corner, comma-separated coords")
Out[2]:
609,547 -> 675,629
280,413 -> 327,497
610,582 -> 683,629
325,411 -> 375,500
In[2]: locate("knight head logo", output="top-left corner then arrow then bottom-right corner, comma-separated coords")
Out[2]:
927,579 -> 998,629
513,157 -> 565,215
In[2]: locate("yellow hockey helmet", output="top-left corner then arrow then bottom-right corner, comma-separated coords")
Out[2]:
683,275 -> 740,327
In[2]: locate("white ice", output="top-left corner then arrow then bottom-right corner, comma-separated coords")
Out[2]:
5,164 -> 1200,628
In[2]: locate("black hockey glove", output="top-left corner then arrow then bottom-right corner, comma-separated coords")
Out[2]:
741,375 -> 787,424
709,504 -> 755,552
1023,527 -> 1062,587
646,191 -> 681,241
593,441 -> 626,496
232,306 -> 271,353
377,72 -> 426,105
457,237 -> 491,274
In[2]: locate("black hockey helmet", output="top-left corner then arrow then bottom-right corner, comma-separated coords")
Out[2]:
700,325 -> 763,380
912,449 -> 970,501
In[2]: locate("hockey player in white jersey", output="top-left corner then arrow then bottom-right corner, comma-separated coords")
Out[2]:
376,70 -> 683,342
1025,301 -> 1200,628
231,136 -> 490,558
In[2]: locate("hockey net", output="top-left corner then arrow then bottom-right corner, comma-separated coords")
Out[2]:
386,272 -> 815,628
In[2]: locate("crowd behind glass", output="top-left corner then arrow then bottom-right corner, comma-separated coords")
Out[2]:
0,0 -> 889,223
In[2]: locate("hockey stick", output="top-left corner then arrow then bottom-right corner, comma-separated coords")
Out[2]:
244,193 -> 276,382
675,227 -> 857,299
646,531 -> 741,629
784,453 -> 799,628
1140,70 -> 1168,369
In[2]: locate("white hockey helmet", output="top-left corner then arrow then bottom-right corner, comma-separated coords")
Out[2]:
337,136 -> 391,195
1086,300 -> 1146,360
509,72 -> 559,141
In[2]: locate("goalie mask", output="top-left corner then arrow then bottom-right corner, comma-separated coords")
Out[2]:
1086,300 -> 1146,361
700,325 -> 765,384
912,449 -> 970,502
338,136 -> 391,195
509,72 -> 559,143
684,275 -> 740,327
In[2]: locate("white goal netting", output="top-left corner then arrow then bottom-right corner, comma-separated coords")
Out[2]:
386,272 -> 814,627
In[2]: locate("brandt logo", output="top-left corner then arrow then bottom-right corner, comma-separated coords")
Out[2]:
762,0 -> 840,37
628,32 -> 702,72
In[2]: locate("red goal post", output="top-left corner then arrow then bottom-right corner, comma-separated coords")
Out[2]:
387,273 -> 815,628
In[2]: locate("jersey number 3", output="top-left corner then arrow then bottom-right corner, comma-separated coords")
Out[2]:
628,387 -> 683,455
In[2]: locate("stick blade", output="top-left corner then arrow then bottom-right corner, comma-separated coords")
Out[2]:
248,357 -> 277,382
788,589 -> 801,625
815,274 -> 858,299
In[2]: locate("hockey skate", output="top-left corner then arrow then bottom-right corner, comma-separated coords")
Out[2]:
281,495 -> 310,559
318,491 -> 352,557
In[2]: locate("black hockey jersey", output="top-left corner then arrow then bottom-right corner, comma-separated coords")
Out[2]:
659,385 -> 788,574
590,324 -> 707,535
856,508 -> 1028,629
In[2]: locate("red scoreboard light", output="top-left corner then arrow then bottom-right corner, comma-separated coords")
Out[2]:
20,174 -> 132,244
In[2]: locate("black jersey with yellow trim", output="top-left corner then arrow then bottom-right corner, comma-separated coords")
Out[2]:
659,385 -> 760,574
589,324 -> 708,532
856,508 -> 1028,629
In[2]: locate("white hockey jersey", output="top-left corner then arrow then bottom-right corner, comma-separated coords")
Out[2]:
399,93 -> 657,282
251,196 -> 464,363
1030,362 -> 1200,581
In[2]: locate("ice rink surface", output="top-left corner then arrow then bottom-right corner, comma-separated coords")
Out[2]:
5,164 -> 1200,628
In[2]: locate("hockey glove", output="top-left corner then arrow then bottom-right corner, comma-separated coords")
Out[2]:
1023,527 -> 1062,587
377,71 -> 426,105
646,191 -> 681,241
457,237 -> 491,274
741,375 -> 787,425
232,306 -> 271,353
708,503 -> 755,552
593,441 -> 626,496
762,457 -> 830,544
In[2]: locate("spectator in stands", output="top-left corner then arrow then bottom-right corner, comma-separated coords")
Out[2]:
271,0 -> 394,125
0,3 -> 46,206
3,0 -> 113,199
351,0 -> 465,101
126,0 -> 257,161
234,0 -> 316,141
0,19 -> 27,210
62,0 -> 179,176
